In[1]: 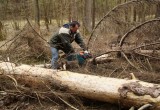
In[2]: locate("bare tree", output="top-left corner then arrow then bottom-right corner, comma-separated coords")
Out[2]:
33,0 -> 40,26
42,0 -> 52,31
92,0 -> 95,29
83,0 -> 92,33
68,0 -> 72,22
72,0 -> 78,21
0,21 -> 4,41
133,6 -> 137,22
117,0 -> 122,4
155,3 -> 160,18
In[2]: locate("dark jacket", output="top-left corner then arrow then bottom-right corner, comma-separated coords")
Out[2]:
49,26 -> 86,54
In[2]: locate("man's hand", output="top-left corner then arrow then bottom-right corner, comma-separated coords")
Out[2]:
83,50 -> 92,59
84,50 -> 89,54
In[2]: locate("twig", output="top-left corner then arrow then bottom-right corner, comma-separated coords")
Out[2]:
36,50 -> 45,58
129,106 -> 135,110
87,0 -> 140,49
35,91 -> 43,107
0,91 -> 7,95
146,58 -> 153,71
117,64 -> 129,78
5,34 -> 23,52
138,104 -> 152,110
14,55 -> 33,64
131,55 -> 144,71
109,67 -> 121,77
11,101 -> 19,110
13,80 -> 22,94
45,96 -> 59,105
134,56 -> 148,70
6,75 -> 18,86
0,28 -> 24,49
119,19 -> 160,47
26,18 -> 47,42
93,41 -> 160,61
132,42 -> 160,51
134,51 -> 160,60
42,81 -> 79,110
121,51 -> 142,72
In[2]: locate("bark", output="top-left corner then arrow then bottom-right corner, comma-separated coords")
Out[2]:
92,0 -> 95,29
83,0 -> 92,33
0,62 -> 160,109
42,0 -> 50,31
34,0 -> 40,26
0,21 -> 4,41
68,0 -> 72,22
155,3 -> 160,18
87,0 -> 139,48
119,19 -> 160,47
133,6 -> 136,22
71,0 -> 77,21
117,0 -> 122,4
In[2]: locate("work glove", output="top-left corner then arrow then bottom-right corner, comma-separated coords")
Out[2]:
83,50 -> 92,59
84,50 -> 89,54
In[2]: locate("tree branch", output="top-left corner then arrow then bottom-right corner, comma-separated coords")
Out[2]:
138,104 -> 152,110
119,18 -> 160,47
26,18 -> 48,42
86,0 -> 140,49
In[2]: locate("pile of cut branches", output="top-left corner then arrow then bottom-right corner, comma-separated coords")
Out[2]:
0,21 -> 51,64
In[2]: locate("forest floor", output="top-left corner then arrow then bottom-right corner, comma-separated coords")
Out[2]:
0,21 -> 160,110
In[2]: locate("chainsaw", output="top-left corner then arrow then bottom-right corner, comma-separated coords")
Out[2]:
66,51 -> 92,65
58,51 -> 92,70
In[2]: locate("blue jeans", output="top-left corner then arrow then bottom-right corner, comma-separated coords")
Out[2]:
51,47 -> 58,69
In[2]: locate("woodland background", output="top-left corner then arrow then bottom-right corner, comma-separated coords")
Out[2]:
0,0 -> 160,61
0,0 -> 160,38
1,0 -> 160,110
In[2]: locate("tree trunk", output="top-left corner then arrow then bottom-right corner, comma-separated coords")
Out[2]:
92,0 -> 95,29
0,62 -> 160,109
0,21 -> 5,41
42,0 -> 50,31
0,21 -> 3,41
34,0 -> 40,26
133,6 -> 137,22
83,0 -> 92,33
117,0 -> 122,4
71,0 -> 78,21
155,3 -> 160,18
68,0 -> 72,22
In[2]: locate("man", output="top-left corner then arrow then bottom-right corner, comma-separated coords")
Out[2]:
49,21 -> 88,69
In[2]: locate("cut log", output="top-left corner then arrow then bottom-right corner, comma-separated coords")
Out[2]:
136,50 -> 160,54
92,54 -> 117,64
0,62 -> 160,109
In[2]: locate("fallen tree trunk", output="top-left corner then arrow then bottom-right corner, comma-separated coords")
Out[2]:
0,61 -> 160,109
